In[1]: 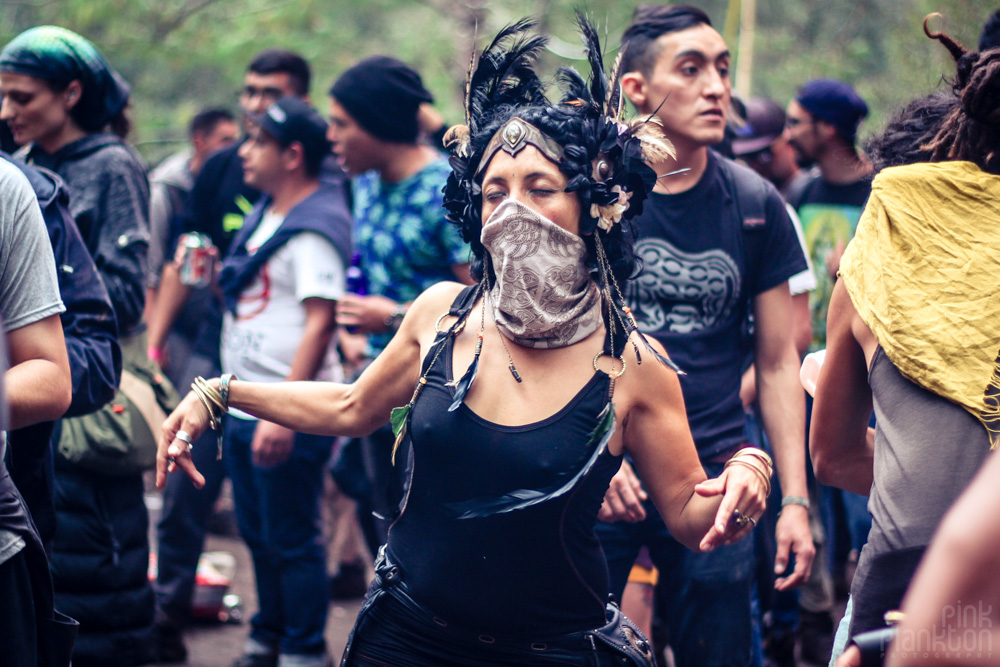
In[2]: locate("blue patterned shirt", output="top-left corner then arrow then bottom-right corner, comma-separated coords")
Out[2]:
352,158 -> 470,352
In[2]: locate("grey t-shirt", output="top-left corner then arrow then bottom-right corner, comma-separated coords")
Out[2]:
864,347 -> 991,555
0,159 -> 65,566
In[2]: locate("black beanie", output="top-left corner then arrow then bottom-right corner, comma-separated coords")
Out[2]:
329,55 -> 433,143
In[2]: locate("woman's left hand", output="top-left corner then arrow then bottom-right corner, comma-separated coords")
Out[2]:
693,463 -> 768,551
156,389 -> 211,490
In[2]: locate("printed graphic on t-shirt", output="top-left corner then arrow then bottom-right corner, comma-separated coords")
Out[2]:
352,159 -> 470,353
797,202 -> 864,349
627,237 -> 741,334
236,266 -> 271,321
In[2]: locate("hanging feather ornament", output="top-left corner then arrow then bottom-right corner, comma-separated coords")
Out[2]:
448,332 -> 482,412
390,378 -> 425,466
447,401 -> 617,519
626,312 -> 687,376
390,297 -> 476,465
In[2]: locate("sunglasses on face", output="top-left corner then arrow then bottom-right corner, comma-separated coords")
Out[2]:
239,86 -> 285,103
746,147 -> 774,164
784,116 -> 812,129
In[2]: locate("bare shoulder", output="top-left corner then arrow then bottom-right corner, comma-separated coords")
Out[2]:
616,330 -> 685,410
404,281 -> 472,332
411,281 -> 468,313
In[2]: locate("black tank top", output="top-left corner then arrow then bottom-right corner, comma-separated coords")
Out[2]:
388,287 -> 624,636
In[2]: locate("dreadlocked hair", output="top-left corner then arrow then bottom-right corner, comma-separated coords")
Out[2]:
865,93 -> 959,174
923,14 -> 1000,173
443,13 -> 667,289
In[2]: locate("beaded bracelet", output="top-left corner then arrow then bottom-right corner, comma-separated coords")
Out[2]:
219,373 -> 237,412
781,495 -> 810,510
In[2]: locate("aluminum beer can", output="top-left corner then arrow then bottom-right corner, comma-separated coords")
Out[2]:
177,232 -> 215,287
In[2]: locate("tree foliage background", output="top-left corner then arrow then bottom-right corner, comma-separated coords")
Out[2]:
0,0 -> 993,165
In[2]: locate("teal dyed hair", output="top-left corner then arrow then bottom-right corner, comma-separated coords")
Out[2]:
1,26 -> 130,135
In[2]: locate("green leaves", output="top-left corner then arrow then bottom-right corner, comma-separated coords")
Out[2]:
389,403 -> 410,465
0,0 -> 987,166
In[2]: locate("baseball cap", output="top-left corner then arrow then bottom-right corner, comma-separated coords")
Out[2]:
254,96 -> 331,171
795,79 -> 869,144
732,98 -> 787,156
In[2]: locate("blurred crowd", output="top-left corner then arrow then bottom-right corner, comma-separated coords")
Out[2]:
1,5 -> 999,667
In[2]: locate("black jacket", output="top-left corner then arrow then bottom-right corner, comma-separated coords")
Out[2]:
25,134 -> 150,336
50,467 -> 156,667
1,153 -> 120,548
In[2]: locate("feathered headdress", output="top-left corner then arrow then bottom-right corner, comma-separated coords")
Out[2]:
443,13 -> 673,240
442,13 -> 684,382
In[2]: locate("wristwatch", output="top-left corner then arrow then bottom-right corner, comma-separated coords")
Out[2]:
383,303 -> 407,331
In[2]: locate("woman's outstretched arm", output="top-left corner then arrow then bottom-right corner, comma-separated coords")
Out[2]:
156,281 -> 465,488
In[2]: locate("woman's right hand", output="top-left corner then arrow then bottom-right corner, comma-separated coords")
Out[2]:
156,389 -> 211,490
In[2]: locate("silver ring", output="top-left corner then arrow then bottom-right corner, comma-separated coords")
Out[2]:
747,515 -> 758,528
176,430 -> 194,451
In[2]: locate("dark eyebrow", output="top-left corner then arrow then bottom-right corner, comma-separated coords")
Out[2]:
524,171 -> 560,181
484,171 -> 560,185
674,49 -> 731,63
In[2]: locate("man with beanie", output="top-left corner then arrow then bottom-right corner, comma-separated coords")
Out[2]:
328,55 -> 470,349
784,79 -> 872,338
219,96 -> 352,667
326,55 -> 471,546
980,8 -> 1000,52
784,78 -> 873,664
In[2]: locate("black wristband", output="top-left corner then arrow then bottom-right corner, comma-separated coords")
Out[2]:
850,627 -> 897,667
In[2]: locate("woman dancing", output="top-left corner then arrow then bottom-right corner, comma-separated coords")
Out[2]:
159,18 -> 771,666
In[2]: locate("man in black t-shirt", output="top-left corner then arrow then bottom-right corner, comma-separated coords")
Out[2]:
784,79 -> 873,351
596,7 -> 813,666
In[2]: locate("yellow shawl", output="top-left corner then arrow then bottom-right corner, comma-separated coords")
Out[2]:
839,161 -> 1000,448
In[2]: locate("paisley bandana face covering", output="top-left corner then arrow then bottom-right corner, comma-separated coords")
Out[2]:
480,199 -> 602,349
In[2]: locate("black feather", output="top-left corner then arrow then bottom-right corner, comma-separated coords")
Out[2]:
467,18 -> 549,134
554,66 -> 591,105
636,330 -> 686,375
448,351 -> 480,412
575,11 -> 609,113
447,401 -> 617,519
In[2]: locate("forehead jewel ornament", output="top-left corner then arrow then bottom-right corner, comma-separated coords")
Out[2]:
475,117 -> 566,176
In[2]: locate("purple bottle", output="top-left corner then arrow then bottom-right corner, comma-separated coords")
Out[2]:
344,253 -> 367,333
